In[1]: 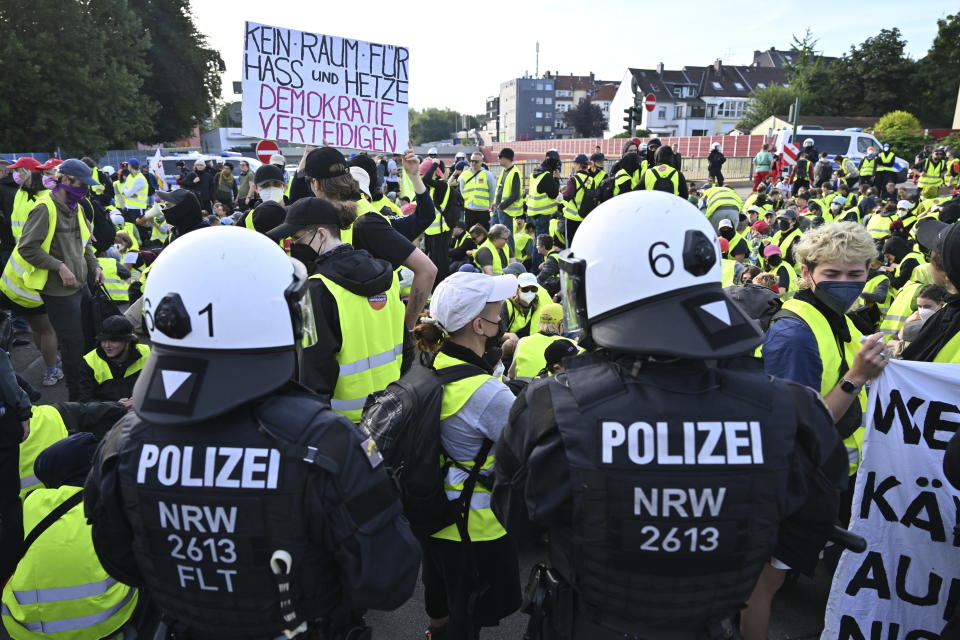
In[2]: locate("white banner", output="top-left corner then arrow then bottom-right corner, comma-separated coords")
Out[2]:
822,359 -> 960,640
241,21 -> 408,153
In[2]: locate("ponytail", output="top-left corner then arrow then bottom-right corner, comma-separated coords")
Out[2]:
412,318 -> 446,353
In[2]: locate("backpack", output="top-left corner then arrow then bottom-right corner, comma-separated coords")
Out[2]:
596,175 -> 618,203
359,359 -> 492,539
651,166 -> 678,193
576,174 -> 599,217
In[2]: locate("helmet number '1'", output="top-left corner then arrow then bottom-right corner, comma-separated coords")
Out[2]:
648,242 -> 674,278
198,303 -> 214,337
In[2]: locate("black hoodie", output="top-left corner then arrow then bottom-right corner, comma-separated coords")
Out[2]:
0,173 -> 18,251
301,244 -> 396,396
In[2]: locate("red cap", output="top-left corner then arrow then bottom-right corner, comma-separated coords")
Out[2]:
37,158 -> 63,170
718,237 -> 729,253
751,220 -> 769,234
6,157 -> 42,171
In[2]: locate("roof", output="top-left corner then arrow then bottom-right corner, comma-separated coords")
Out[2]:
626,63 -> 787,101
553,74 -> 596,92
751,48 -> 837,69
773,115 -> 880,129
593,84 -> 618,101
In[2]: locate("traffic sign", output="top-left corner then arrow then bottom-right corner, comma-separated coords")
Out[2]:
782,142 -> 799,165
643,93 -> 657,112
256,140 -> 280,164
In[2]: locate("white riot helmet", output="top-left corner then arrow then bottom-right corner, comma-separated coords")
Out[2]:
803,138 -> 814,147
133,226 -> 315,424
712,142 -> 721,151
559,191 -> 762,358
102,165 -> 115,175
428,147 -> 438,155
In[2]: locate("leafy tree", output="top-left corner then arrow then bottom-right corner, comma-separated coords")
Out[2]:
840,29 -> 917,117
737,84 -> 801,132
874,110 -> 921,132
612,128 -> 651,139
783,29 -> 834,115
409,108 -> 474,144
129,0 -> 225,142
870,130 -> 934,162
563,99 -> 606,138
911,12 -> 960,126
0,0 -> 155,155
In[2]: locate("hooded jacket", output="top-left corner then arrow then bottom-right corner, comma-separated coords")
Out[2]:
164,190 -> 208,241
301,244 -> 397,396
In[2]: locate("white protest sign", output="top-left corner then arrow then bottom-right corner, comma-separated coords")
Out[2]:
241,21 -> 408,153
822,359 -> 960,640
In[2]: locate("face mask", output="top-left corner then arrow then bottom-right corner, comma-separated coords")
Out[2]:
719,227 -> 735,240
491,360 -> 505,379
831,203 -> 842,211
12,171 -> 24,185
482,345 -> 502,370
767,255 -> 782,267
519,291 -> 536,304
778,219 -> 791,232
259,186 -> 284,203
41,175 -> 58,190
812,279 -> 866,316
290,242 -> 318,265
918,307 -> 936,321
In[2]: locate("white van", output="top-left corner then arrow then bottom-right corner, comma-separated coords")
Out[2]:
772,127 -> 909,183
158,154 -> 262,189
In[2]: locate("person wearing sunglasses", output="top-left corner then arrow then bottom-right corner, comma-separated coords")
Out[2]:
501,272 -> 553,342
459,152 -> 495,232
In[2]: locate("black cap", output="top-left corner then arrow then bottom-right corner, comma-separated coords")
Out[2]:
267,197 -> 340,240
917,218 -> 960,285
98,315 -> 136,342
156,189 -> 195,205
590,152 -> 605,163
498,148 -> 515,160
300,147 -> 348,180
254,163 -> 284,186
34,432 -> 99,488
544,339 -> 578,368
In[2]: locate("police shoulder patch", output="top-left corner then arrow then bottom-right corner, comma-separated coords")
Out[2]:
360,437 -> 383,468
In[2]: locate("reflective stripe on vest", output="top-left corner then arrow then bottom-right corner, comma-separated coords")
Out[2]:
860,274 -> 893,315
526,172 -> 554,216
704,187 -> 742,219
1,486 -> 138,638
98,257 -> 129,302
919,159 -> 946,189
775,262 -> 799,295
613,168 -> 638,195
425,185 -> 451,236
122,173 -> 148,209
513,333 -> 571,379
11,189 -> 50,241
894,252 -> 927,281
879,280 -> 923,336
461,169 -> 491,210
877,151 -> 896,171
309,272 -> 403,422
18,406 -> 68,497
474,239 -> 506,274
859,157 -> 876,176
562,172 -> 592,222
431,351 -> 504,542
773,228 -> 801,262
496,165 -> 523,216
866,214 -> 896,239
82,343 -> 151,385
780,299 -> 866,475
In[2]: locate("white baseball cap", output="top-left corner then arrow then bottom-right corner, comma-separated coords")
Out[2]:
517,272 -> 538,288
897,200 -> 914,211
349,166 -> 371,198
429,272 -> 518,333
718,218 -> 734,229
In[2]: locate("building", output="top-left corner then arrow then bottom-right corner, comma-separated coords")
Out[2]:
750,114 -> 881,137
499,77 -> 557,142
750,47 -> 836,68
592,83 -> 618,126
606,60 -> 787,137
482,96 -> 500,142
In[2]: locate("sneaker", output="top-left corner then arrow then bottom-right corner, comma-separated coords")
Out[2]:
41,367 -> 63,387
424,626 -> 447,639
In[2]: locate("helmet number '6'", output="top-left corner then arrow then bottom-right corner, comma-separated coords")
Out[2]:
648,242 -> 674,278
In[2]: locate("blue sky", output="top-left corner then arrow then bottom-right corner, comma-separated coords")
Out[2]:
192,0 -> 951,115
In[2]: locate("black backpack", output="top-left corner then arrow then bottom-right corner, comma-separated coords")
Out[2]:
359,360 -> 492,539
596,175 -> 618,203
650,165 -> 678,193
576,174 -> 599,217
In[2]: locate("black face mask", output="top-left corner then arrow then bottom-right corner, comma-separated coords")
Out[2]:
483,345 -> 502,370
290,243 -> 318,265
719,227 -> 735,240
767,255 -> 782,267
778,219 -> 791,232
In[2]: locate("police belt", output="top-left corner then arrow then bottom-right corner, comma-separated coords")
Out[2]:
523,564 -> 740,640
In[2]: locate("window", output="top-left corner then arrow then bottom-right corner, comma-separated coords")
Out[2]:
675,105 -> 685,119
692,129 -> 707,136
536,97 -> 543,104
535,125 -> 543,132
673,87 -> 682,97
545,125 -> 552,131
535,112 -> 543,118
545,83 -> 553,90
545,97 -> 553,104
788,134 -> 852,155
857,136 -> 874,153
536,83 -> 544,90
756,82 -> 766,89
712,81 -> 723,90
716,101 -> 745,118
733,82 -> 744,91
546,112 -> 553,119
657,108 -> 666,120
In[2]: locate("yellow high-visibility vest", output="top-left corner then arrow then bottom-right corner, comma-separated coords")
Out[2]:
496,165 -> 523,216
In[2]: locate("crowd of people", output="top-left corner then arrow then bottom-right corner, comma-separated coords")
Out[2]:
0,130 -> 957,640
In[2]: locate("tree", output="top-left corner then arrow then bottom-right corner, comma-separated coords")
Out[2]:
563,99 -> 606,138
0,0 -> 156,155
737,84 -> 801,132
874,110 -> 921,132
911,12 -> 960,126
841,29 -> 917,117
128,0 -> 225,142
783,29 -> 835,115
409,108 -> 473,144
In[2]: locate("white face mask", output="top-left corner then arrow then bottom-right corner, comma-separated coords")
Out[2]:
831,203 -> 841,211
259,186 -> 284,203
918,307 -> 937,321
492,361 -> 505,379
519,291 -> 537,304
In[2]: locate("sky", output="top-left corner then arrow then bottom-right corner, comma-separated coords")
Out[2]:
191,0 -> 950,116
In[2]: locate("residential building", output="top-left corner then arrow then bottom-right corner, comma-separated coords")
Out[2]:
606,60 -> 787,138
480,96 -> 500,143
499,76 -> 557,141
750,47 -> 836,68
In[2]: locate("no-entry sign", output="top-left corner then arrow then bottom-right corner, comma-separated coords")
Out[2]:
256,139 -> 280,164
643,93 -> 657,112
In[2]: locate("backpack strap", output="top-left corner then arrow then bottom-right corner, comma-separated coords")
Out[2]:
17,490 -> 84,565
433,363 -> 487,385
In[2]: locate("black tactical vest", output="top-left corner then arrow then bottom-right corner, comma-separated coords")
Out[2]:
114,391 -> 345,638
546,354 -> 799,634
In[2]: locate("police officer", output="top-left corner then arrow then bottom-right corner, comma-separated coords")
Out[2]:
492,191 -> 847,640
84,226 -> 420,640
876,142 -> 897,191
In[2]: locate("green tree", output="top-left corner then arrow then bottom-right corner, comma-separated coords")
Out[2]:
783,29 -> 834,115
409,108 -> 460,144
563,99 -> 606,138
129,0 -> 225,142
0,0 -> 156,155
911,12 -> 960,126
838,28 -> 917,117
737,84 -> 801,132
874,110 -> 921,132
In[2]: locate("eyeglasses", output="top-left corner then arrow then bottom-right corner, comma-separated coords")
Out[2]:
478,315 -> 501,326
520,286 -> 538,293
470,159 -> 480,164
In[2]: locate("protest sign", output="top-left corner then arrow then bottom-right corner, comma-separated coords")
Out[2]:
241,21 -> 408,153
822,359 -> 960,640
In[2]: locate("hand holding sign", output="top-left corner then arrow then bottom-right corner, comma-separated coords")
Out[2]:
402,149 -> 419,177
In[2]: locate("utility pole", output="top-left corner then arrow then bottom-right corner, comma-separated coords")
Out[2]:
535,42 -> 539,78
789,97 -> 801,144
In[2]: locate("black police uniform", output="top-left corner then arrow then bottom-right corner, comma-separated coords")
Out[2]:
85,382 -> 421,639
493,352 -> 848,640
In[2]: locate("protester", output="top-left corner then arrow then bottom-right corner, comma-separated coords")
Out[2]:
459,152 -> 496,231
77,315 -> 150,404
185,159 -> 215,212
